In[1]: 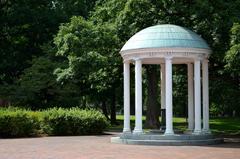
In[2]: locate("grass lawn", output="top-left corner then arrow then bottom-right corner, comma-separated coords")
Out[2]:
109,115 -> 240,136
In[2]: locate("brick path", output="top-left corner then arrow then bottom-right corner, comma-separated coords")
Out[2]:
0,133 -> 239,159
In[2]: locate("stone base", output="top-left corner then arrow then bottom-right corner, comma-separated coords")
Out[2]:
111,133 -> 223,146
149,129 -> 183,134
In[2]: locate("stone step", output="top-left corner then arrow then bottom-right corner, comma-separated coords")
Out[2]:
119,134 -> 215,140
111,137 -> 224,146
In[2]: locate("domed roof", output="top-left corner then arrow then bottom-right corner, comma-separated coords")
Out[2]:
121,24 -> 210,51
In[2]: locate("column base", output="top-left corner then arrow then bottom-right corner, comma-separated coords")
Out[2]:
187,128 -> 194,131
184,129 -> 194,134
202,129 -> 211,134
133,128 -> 143,134
123,128 -> 131,134
164,129 -> 174,136
193,129 -> 202,135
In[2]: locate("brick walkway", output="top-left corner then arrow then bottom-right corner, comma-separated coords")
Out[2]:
0,133 -> 239,159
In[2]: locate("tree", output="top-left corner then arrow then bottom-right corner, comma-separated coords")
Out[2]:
225,23 -> 240,78
0,0 -> 97,90
96,0 -> 240,123
54,16 -> 122,123
0,0 -> 98,107
220,22 -> 240,116
1,0 -> 240,120
0,43 -> 82,109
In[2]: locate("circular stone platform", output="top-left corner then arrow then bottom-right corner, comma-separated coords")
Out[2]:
111,132 -> 223,146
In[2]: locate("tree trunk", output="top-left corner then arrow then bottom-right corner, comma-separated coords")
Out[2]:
101,100 -> 110,120
144,65 -> 160,129
110,89 -> 117,124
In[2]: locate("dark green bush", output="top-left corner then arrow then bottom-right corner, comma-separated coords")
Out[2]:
42,108 -> 109,135
0,108 -> 41,137
0,107 -> 109,137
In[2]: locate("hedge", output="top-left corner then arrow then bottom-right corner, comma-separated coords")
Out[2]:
42,108 -> 109,135
0,107 -> 109,138
0,108 -> 41,137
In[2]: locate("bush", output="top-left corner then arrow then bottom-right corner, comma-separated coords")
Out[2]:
0,108 -> 41,137
0,107 -> 109,137
42,108 -> 109,135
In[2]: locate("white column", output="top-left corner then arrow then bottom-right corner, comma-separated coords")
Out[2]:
123,60 -> 131,133
187,63 -> 194,131
164,57 -> 174,135
133,59 -> 143,134
160,64 -> 166,130
202,59 -> 210,133
161,64 -> 166,109
193,58 -> 202,134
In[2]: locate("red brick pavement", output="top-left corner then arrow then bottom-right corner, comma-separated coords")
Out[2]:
0,133 -> 239,159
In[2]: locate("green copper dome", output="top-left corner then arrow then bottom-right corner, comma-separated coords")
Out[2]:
121,24 -> 210,51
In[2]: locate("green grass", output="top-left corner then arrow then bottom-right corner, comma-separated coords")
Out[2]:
210,118 -> 240,135
110,115 -> 240,136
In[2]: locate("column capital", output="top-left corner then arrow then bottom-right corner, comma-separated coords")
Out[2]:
134,57 -> 142,61
194,55 -> 204,62
164,56 -> 173,60
160,63 -> 165,67
123,59 -> 131,64
202,58 -> 209,63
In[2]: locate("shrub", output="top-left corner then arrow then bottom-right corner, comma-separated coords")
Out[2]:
0,107 -> 109,137
41,108 -> 109,135
0,108 -> 41,137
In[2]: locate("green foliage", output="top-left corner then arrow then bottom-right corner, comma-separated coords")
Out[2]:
0,0 -> 98,106
0,0 -> 98,83
210,75 -> 240,116
1,0 -> 240,119
225,23 -> 240,75
54,16 -> 122,119
0,45 -> 81,109
116,0 -> 158,41
208,22 -> 240,117
91,0 -> 127,24
42,108 -> 109,135
54,16 -> 120,86
0,108 -> 41,137
113,0 -> 240,118
173,66 -> 187,117
0,107 -> 109,138
14,56 -> 59,107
